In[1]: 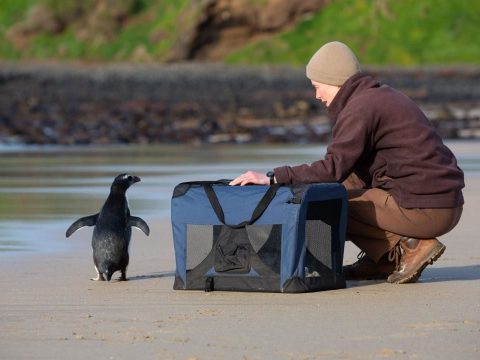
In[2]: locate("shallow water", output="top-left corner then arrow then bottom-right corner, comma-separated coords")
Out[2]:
0,142 -> 478,255
0,143 -> 328,254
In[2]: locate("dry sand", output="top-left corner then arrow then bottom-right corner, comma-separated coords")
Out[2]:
1,145 -> 479,359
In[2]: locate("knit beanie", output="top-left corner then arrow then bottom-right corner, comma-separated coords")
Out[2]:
306,41 -> 361,86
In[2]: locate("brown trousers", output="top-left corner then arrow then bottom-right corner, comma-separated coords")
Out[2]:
343,174 -> 463,262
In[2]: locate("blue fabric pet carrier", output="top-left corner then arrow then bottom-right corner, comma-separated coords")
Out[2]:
171,181 -> 347,293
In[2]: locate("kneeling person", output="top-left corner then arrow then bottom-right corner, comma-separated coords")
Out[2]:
230,41 -> 464,284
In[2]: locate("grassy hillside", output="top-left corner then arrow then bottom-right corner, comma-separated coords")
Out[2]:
1,0 -> 479,65
0,0 -> 191,62
227,0 -> 480,66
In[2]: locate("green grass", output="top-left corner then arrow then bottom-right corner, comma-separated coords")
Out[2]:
83,0 -> 192,61
226,0 -> 480,66
0,0 -> 38,59
1,0 -> 479,65
0,0 -> 37,25
0,0 -> 191,61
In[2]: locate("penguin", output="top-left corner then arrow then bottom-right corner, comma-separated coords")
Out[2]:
66,174 -> 150,281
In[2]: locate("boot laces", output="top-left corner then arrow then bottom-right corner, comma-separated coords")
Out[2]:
388,243 -> 402,271
356,250 -> 366,260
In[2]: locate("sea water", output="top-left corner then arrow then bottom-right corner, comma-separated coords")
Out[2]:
1,141 -> 478,256
0,143 -> 328,255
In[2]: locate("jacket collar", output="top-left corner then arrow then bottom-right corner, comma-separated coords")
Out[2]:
327,72 -> 380,120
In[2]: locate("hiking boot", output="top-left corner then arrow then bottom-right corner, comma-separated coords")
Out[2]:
343,251 -> 396,280
387,237 -> 446,284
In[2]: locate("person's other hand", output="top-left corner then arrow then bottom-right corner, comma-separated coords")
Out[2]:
229,171 -> 269,186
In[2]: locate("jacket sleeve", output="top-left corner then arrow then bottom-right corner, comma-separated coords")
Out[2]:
274,108 -> 372,184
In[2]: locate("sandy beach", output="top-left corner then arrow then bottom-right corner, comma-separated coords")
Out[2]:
1,144 -> 479,360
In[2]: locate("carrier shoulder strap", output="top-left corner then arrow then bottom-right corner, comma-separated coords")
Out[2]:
203,184 -> 280,229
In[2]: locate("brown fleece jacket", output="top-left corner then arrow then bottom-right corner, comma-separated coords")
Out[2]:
274,73 -> 464,209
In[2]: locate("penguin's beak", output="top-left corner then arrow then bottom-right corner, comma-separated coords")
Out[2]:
132,175 -> 141,183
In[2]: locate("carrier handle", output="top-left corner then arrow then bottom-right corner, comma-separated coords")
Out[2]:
203,184 -> 280,229
180,180 -> 232,186
173,180 -> 232,198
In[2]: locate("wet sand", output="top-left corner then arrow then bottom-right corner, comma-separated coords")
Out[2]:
1,145 -> 480,359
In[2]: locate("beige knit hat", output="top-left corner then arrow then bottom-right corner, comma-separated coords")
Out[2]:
306,41 -> 361,86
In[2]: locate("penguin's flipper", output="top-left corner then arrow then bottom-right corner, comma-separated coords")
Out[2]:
128,216 -> 150,236
66,214 -> 99,237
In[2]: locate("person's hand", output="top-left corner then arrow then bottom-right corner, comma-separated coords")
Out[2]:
229,171 -> 269,186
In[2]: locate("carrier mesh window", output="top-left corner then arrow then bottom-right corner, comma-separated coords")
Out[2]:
305,220 -> 332,269
305,199 -> 342,275
186,224 -> 282,273
186,225 -> 213,270
247,224 -> 282,273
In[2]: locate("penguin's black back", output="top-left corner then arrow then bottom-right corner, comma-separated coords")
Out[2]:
92,191 -> 131,279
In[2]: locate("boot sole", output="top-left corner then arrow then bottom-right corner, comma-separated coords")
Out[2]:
389,243 -> 446,284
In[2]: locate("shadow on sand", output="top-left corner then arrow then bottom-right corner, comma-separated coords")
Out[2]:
420,265 -> 480,283
345,265 -> 480,287
126,266 -> 480,283
128,271 -> 175,281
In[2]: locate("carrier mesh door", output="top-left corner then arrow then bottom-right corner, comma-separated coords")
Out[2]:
185,223 -> 282,291
304,199 -> 342,277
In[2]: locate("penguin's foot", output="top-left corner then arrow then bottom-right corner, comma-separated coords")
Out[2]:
91,266 -> 105,281
118,271 -> 127,281
91,274 -> 105,281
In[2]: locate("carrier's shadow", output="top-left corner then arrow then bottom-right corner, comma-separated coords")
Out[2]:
128,271 -> 175,281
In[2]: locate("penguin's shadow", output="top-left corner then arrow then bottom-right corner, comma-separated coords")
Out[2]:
127,271 -> 175,281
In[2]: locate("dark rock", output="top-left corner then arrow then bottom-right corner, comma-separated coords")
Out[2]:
0,63 -> 479,145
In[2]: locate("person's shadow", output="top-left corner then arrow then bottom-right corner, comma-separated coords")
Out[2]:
419,265 -> 480,283
127,266 -> 480,283
346,265 -> 480,287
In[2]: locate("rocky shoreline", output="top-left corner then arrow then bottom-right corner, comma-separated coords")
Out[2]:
1,62 -> 479,145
